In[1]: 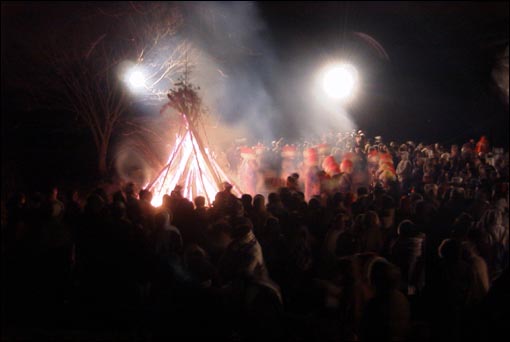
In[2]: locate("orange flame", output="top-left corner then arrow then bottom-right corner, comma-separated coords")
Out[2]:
148,130 -> 241,207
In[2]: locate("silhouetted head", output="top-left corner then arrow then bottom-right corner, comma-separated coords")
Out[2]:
194,196 -> 206,209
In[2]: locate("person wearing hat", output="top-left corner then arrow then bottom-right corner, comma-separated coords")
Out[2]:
280,145 -> 297,181
355,131 -> 367,149
396,151 -> 413,194
303,148 -> 321,201
212,182 -> 238,217
239,147 -> 258,196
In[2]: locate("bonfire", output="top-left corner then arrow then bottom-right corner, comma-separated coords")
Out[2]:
146,72 -> 242,207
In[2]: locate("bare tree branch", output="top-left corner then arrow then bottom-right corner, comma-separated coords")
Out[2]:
24,3 -> 187,177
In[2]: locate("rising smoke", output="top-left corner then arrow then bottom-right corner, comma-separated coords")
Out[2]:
178,1 -> 356,143
178,1 -> 281,144
114,1 -> 357,184
492,45 -> 509,105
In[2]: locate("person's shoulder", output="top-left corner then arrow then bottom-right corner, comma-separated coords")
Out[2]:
371,289 -> 410,311
167,224 -> 181,233
250,279 -> 282,304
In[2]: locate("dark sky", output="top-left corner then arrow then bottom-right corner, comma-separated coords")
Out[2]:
1,1 -> 509,189
256,2 -> 509,144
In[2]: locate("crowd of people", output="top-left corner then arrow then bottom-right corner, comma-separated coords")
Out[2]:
2,131 -> 509,341
228,132 -> 508,202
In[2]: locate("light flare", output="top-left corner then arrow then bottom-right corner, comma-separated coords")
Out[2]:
128,70 -> 146,88
322,64 -> 358,100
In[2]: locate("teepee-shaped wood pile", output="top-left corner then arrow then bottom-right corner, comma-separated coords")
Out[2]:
147,70 -> 242,206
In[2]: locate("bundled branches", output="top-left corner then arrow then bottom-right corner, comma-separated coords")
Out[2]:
166,75 -> 203,125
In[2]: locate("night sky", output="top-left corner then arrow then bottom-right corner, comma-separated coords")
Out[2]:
257,2 -> 509,143
1,2 -> 508,191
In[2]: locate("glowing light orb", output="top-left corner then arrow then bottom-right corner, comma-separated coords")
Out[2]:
126,69 -> 146,90
322,64 -> 358,100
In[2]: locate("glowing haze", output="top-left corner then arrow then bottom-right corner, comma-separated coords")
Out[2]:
322,64 -> 358,100
115,2 -> 357,194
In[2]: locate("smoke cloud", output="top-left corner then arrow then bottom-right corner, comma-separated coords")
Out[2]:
114,1 -> 357,184
178,1 -> 281,143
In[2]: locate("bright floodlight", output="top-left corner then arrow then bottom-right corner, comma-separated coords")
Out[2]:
323,64 -> 358,100
126,68 -> 146,90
